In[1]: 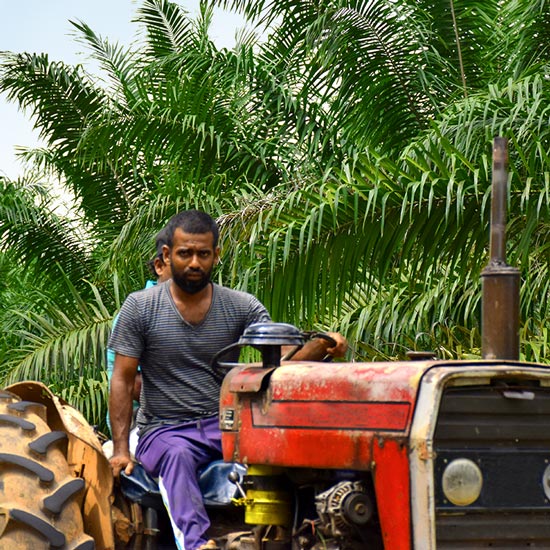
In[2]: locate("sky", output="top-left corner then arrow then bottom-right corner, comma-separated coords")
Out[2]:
0,0 -> 245,180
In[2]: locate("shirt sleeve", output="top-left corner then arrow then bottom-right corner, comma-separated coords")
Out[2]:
107,295 -> 145,359
247,295 -> 272,326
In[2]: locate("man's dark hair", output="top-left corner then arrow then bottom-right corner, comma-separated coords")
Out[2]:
154,226 -> 171,257
164,210 -> 219,248
146,257 -> 158,279
146,226 -> 171,278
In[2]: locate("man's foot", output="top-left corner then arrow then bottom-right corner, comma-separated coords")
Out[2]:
196,539 -> 220,550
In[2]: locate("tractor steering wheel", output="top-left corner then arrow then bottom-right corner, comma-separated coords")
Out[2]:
211,323 -> 338,369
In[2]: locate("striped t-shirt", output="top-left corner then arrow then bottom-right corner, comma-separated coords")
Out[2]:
108,281 -> 270,436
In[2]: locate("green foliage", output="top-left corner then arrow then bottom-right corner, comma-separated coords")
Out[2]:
54,372 -> 110,435
0,274 -> 116,383
1,0 -> 549,427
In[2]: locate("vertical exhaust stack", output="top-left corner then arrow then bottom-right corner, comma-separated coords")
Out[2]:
481,137 -> 521,360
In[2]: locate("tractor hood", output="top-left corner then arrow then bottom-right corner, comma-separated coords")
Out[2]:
220,359 -> 429,469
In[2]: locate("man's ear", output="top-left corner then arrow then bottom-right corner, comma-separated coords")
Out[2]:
154,257 -> 164,277
214,246 -> 221,265
162,244 -> 171,264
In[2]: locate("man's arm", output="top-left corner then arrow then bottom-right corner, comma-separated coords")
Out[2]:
284,332 -> 348,361
109,353 -> 139,477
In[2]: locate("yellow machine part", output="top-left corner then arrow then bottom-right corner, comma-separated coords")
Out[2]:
244,465 -> 292,526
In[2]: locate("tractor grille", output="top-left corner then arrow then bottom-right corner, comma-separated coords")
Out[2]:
433,382 -> 550,547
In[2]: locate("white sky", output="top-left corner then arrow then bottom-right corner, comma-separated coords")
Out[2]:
0,0 -> 245,180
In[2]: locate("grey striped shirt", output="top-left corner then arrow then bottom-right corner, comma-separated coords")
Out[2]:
108,281 -> 270,436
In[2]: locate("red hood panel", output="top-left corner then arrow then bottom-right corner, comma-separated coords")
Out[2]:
221,361 -> 428,468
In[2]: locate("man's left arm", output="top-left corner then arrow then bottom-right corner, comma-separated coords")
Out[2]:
287,332 -> 348,361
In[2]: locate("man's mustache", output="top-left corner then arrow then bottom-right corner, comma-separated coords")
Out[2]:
185,267 -> 206,275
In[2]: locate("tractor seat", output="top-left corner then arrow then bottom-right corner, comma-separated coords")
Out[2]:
120,460 -> 246,511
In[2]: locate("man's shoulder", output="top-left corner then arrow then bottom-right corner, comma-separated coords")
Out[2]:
212,284 -> 269,322
128,280 -> 167,300
213,283 -> 258,302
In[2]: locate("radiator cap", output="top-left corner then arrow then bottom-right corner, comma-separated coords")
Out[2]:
239,322 -> 305,347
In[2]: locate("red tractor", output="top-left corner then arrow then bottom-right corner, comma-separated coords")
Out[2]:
216,328 -> 550,549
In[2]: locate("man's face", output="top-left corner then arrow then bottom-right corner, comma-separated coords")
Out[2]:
164,228 -> 219,294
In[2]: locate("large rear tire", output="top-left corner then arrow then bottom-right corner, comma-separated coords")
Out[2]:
0,389 -> 95,549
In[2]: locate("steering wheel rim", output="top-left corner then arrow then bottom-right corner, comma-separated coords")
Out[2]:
211,327 -> 338,368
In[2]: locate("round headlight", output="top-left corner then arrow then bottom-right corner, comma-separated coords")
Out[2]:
442,458 -> 483,506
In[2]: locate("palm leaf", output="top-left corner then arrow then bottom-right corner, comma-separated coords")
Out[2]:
0,275 -> 117,386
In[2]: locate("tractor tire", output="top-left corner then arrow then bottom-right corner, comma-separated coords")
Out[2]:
0,389 -> 95,549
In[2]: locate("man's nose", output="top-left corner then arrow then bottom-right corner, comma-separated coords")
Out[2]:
188,253 -> 201,268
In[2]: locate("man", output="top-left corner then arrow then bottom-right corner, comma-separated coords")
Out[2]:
108,210 -> 347,550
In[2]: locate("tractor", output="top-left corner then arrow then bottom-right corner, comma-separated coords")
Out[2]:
1,137 -> 549,549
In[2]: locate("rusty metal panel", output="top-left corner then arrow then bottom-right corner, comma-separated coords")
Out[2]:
221,361 -> 428,469
228,366 -> 276,393
373,438 -> 412,550
250,400 -> 410,431
267,361 -> 425,403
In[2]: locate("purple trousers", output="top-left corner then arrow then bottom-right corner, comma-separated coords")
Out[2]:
135,415 -> 222,550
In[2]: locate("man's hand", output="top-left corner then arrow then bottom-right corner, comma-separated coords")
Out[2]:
287,331 -> 349,361
323,332 -> 348,358
110,452 -> 134,478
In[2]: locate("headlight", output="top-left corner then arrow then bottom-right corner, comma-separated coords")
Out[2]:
441,458 -> 483,506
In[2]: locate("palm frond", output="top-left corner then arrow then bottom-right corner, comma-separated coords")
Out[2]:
219,69 -> 550,359
137,0 -> 198,57
0,179 -> 100,294
0,51 -> 136,227
70,18 -> 142,102
54,372 -> 109,434
0,276 -> 117,386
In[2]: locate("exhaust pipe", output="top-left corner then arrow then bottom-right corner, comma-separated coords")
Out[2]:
481,137 -> 520,360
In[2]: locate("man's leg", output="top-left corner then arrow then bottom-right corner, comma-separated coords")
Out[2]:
136,416 -> 222,550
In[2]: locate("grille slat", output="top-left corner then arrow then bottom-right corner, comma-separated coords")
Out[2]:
435,386 -> 550,447
436,511 -> 550,547
438,391 -> 550,415
436,415 -> 550,445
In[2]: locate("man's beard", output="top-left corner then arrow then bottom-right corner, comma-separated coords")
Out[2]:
172,267 -> 212,294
